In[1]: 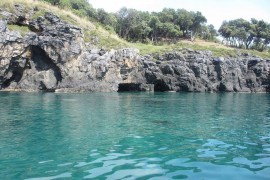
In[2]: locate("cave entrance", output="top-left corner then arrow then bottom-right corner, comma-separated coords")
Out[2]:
118,83 -> 154,92
31,46 -> 62,82
154,79 -> 170,91
31,46 -> 63,91
1,56 -> 26,89
118,83 -> 141,92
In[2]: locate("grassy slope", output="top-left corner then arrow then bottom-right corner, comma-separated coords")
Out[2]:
0,0 -> 130,49
135,40 -> 270,58
1,0 -> 270,59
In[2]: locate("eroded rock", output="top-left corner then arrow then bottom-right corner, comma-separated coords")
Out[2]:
0,7 -> 269,93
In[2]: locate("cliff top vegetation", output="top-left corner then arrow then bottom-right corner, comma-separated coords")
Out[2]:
1,0 -> 270,58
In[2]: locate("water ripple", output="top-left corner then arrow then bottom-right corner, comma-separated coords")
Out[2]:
25,172 -> 72,180
1,93 -> 270,179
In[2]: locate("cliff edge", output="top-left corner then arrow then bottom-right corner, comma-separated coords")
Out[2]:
0,5 -> 269,92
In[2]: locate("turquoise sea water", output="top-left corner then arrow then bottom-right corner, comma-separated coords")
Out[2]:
0,92 -> 270,179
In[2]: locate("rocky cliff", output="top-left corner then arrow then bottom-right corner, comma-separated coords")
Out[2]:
0,5 -> 269,92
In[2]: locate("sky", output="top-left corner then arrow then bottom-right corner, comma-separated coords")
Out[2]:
89,0 -> 270,29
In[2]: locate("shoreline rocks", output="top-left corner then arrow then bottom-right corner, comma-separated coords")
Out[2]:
0,7 -> 269,93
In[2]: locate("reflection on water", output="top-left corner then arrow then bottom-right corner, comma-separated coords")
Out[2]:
0,92 -> 270,179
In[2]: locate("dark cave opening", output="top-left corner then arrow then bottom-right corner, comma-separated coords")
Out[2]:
1,56 -> 26,89
118,83 -> 142,92
154,79 -> 170,92
31,46 -> 63,83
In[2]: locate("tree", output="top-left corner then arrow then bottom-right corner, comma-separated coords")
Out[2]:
175,9 -> 194,38
97,8 -> 108,23
158,8 -> 176,23
104,13 -> 117,30
157,22 -> 181,39
190,11 -> 207,41
129,21 -> 152,42
251,19 -> 270,51
208,24 -> 218,40
219,18 -> 270,50
41,0 -> 217,44
115,8 -> 140,39
43,0 -> 97,19
149,16 -> 161,42
263,24 -> 270,50
199,24 -> 217,41
115,7 -> 129,38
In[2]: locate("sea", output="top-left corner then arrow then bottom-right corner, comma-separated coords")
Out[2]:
0,92 -> 270,179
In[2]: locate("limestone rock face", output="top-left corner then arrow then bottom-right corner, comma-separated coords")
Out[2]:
0,4 -> 33,26
0,9 -> 142,92
0,6 -> 269,92
141,51 -> 270,92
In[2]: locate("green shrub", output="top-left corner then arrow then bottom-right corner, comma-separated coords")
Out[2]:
7,24 -> 30,36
